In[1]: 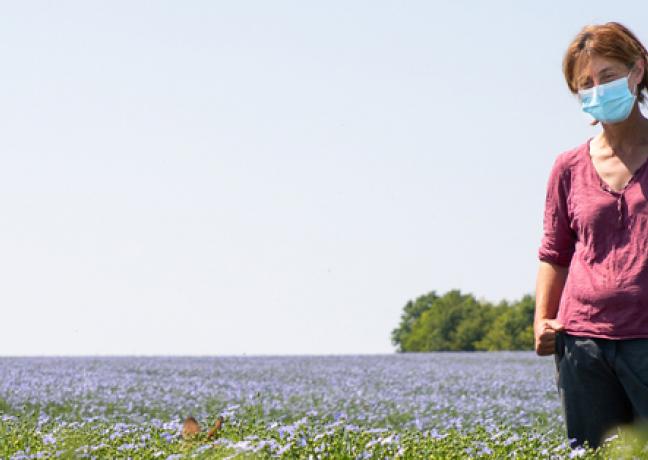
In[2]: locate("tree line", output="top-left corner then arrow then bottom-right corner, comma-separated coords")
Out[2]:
391,289 -> 535,352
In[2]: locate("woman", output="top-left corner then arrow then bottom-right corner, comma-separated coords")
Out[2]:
535,22 -> 648,450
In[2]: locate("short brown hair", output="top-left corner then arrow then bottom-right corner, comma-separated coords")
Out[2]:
563,22 -> 648,105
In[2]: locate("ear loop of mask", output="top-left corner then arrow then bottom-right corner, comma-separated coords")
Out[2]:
628,64 -> 638,95
637,61 -> 648,117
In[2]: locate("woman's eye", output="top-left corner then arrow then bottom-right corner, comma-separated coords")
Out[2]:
579,74 -> 621,90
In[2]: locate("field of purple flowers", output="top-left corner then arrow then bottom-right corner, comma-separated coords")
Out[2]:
0,353 -> 641,458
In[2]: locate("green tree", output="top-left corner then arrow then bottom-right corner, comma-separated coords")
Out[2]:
451,298 -> 496,351
475,295 -> 535,351
393,290 -> 536,352
391,291 -> 439,352
402,290 -> 487,351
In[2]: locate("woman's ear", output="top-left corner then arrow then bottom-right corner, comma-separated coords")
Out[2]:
632,57 -> 645,94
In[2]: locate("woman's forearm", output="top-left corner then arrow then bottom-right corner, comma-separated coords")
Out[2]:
535,261 -> 569,322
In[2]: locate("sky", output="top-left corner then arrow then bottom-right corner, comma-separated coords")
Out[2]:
1,1 -> 647,356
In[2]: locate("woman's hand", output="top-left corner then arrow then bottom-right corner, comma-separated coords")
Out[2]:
534,319 -> 564,356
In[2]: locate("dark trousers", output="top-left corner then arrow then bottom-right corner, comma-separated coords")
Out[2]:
554,331 -> 648,449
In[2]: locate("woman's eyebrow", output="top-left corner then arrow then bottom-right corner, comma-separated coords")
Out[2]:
596,66 -> 616,76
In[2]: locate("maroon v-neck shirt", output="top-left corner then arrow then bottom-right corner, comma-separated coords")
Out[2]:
538,137 -> 648,339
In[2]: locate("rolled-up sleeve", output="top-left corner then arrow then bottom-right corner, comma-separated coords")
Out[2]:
538,155 -> 576,267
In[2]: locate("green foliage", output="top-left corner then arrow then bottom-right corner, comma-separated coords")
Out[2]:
394,290 -> 537,352
390,291 -> 439,352
0,413 -> 636,459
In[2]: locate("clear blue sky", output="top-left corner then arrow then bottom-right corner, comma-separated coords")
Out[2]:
1,1 -> 647,356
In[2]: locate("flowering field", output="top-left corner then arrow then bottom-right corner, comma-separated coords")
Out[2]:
0,353 -> 643,459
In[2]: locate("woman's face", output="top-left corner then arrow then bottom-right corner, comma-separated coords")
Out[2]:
575,53 -> 643,94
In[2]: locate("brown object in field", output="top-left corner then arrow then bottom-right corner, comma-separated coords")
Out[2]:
207,415 -> 224,439
182,416 -> 201,439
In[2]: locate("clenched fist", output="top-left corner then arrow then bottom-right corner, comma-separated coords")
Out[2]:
534,319 -> 564,356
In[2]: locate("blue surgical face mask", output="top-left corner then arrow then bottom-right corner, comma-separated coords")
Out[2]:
578,68 -> 637,124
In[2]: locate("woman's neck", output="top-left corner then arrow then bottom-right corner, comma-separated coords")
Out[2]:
599,104 -> 648,156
